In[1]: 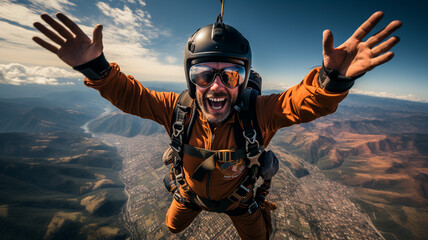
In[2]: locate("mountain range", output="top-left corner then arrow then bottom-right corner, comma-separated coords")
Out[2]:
0,87 -> 427,239
87,111 -> 164,137
0,91 -> 127,240
270,95 -> 428,240
0,131 -> 127,240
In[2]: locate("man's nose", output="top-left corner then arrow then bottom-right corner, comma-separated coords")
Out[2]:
210,75 -> 225,90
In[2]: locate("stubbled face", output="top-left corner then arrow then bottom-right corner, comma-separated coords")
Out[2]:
195,62 -> 240,125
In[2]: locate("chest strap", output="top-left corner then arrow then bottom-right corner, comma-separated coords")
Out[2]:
183,144 -> 247,162
182,144 -> 247,181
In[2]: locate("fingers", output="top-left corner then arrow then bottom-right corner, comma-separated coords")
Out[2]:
371,51 -> 394,68
32,36 -> 59,54
366,20 -> 402,48
56,13 -> 88,39
92,24 -> 103,47
352,11 -> 384,41
40,13 -> 74,40
33,22 -> 64,46
371,36 -> 400,57
322,30 -> 334,54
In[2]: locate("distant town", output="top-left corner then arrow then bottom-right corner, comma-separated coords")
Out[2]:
98,132 -> 383,240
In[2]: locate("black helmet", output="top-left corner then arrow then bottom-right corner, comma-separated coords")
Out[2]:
184,22 -> 252,99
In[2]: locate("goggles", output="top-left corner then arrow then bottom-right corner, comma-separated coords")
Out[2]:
189,63 -> 246,89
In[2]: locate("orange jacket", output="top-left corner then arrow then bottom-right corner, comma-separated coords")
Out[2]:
85,63 -> 347,208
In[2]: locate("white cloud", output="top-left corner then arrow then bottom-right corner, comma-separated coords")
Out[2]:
0,0 -> 76,28
0,19 -> 70,68
165,56 -> 177,64
97,3 -> 137,27
93,1 -> 182,81
0,63 -> 80,85
350,88 -> 428,103
138,0 -> 147,7
0,0 -> 183,85
30,0 -> 75,13
0,1 -> 41,28
262,79 -> 428,103
0,20 -> 38,48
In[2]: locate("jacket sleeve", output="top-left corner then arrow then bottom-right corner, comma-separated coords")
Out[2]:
257,67 -> 348,134
83,63 -> 179,134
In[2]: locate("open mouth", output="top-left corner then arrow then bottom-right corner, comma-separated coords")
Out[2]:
208,97 -> 227,110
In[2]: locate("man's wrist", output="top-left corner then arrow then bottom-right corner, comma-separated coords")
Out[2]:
318,62 -> 364,92
73,53 -> 111,80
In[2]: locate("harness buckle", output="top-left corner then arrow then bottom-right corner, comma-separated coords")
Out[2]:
243,129 -> 258,145
172,121 -> 184,137
236,181 -> 251,196
246,150 -> 262,168
227,177 -> 252,203
175,171 -> 183,181
217,150 -> 232,162
243,129 -> 263,168
171,120 -> 185,152
170,134 -> 182,152
173,166 -> 184,184
228,192 -> 242,203
173,192 -> 184,203
181,182 -> 190,192
248,199 -> 259,214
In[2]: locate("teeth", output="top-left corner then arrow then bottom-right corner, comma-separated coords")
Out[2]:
208,97 -> 226,110
209,98 -> 225,102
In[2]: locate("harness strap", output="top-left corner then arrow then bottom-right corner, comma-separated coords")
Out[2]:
191,154 -> 216,181
225,198 -> 259,216
166,89 -> 269,215
173,192 -> 201,211
235,89 -> 264,168
169,90 -> 194,185
170,91 -> 192,152
182,144 -> 247,162
182,166 -> 259,213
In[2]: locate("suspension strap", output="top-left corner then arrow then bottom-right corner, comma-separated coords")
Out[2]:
216,0 -> 225,23
170,91 -> 192,151
234,89 -> 264,168
169,90 -> 194,185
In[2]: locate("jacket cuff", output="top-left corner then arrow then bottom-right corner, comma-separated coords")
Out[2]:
318,62 -> 364,93
73,53 -> 111,80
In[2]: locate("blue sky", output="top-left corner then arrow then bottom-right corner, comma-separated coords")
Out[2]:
0,0 -> 427,102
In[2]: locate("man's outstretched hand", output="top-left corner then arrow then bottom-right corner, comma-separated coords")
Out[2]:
33,13 -> 103,67
323,11 -> 402,77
